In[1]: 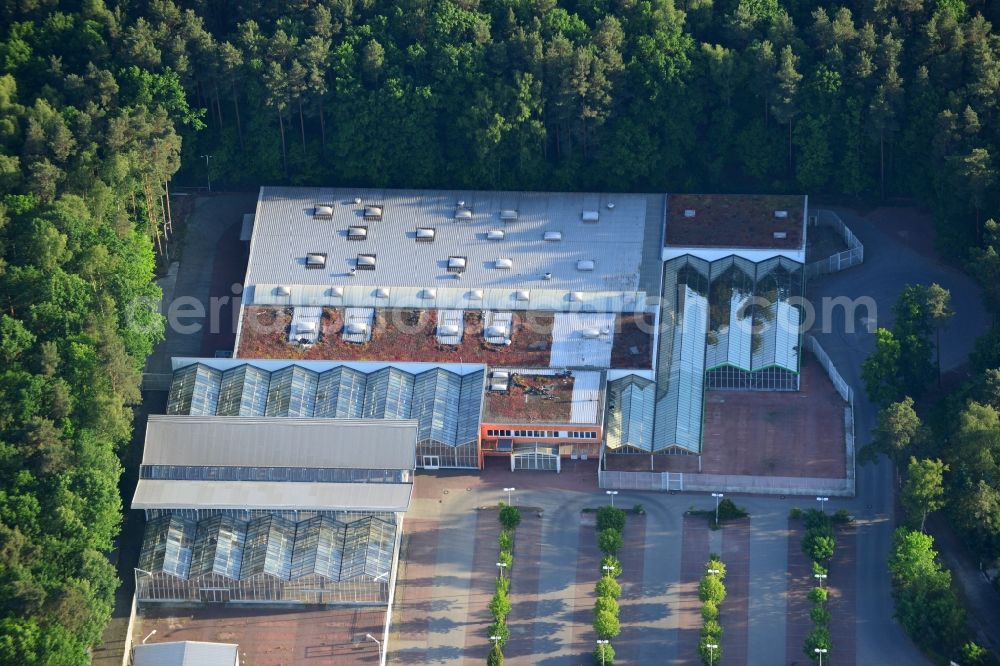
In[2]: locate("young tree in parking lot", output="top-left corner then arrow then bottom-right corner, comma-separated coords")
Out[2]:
593,609 -> 621,639
598,528 -> 624,556
862,328 -> 904,406
901,457 -> 947,531
862,397 -> 921,464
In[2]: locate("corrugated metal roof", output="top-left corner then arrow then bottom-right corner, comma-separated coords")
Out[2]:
142,416 -> 416,469
132,641 -> 239,666
131,480 -> 413,512
243,187 -> 652,310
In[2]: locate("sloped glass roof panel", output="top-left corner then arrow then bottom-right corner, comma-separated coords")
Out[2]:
241,515 -> 296,579
217,365 -> 271,416
190,515 -> 247,579
138,514 -> 196,578
167,364 -> 222,415
291,516 -> 345,580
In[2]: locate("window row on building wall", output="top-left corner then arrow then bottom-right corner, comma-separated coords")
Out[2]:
485,429 -> 597,439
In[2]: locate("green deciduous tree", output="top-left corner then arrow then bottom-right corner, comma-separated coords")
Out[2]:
901,457 -> 948,531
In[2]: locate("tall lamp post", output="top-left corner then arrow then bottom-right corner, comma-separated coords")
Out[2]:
712,492 -> 724,526
504,487 -> 516,506
596,639 -> 610,665
814,573 -> 827,588
816,496 -> 829,513
814,647 -> 828,665
496,561 -> 508,579
200,154 -> 213,192
706,642 -> 718,665
606,490 -> 618,508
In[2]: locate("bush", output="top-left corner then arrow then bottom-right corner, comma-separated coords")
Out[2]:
633,503 -> 645,515
489,590 -> 511,621
698,575 -> 726,605
593,641 -> 615,665
803,509 -> 832,531
789,507 -> 803,519
499,504 -> 521,530
598,528 -> 624,556
811,561 -> 828,577
593,609 -> 621,639
487,620 -> 509,646
601,555 -> 622,578
595,576 -> 621,599
803,626 -> 831,660
803,531 -> 835,563
496,575 -> 510,595
597,506 -> 626,533
698,636 -> 723,665
808,587 -> 828,604
700,619 -> 722,641
716,498 -> 748,521
594,595 -> 619,617
810,605 -> 832,626
831,509 -> 851,524
701,600 -> 719,622
487,643 -> 504,666
705,558 -> 727,580
498,529 -> 513,552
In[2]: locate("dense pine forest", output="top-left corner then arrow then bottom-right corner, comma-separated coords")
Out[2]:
0,0 -> 999,663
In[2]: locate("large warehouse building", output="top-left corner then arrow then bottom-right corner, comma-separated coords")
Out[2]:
172,187 -> 806,471
133,416 -> 414,605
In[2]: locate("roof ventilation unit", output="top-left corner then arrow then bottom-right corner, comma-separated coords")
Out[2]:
774,210 -> 789,218
607,202 -> 616,209
356,253 -> 377,270
542,272 -> 552,280
577,259 -> 595,271
455,208 -> 473,221
684,209 -> 696,218
500,209 -> 518,221
485,324 -> 508,338
276,285 -> 291,296
514,290 -> 530,301
487,229 -> 505,241
468,289 -> 484,300
421,288 -> 437,299
448,256 -> 467,273
353,197 -> 362,204
543,231 -> 563,241
373,287 -> 390,298
568,291 -> 583,301
416,227 -> 436,242
313,205 -> 334,219
363,205 -> 384,220
582,210 -> 600,223
306,253 -> 327,269
345,322 -> 369,335
347,226 -> 367,240
773,231 -> 788,239
581,328 -> 601,339
438,324 -> 460,336
329,286 -> 344,297
297,321 -> 317,334
495,258 -> 513,270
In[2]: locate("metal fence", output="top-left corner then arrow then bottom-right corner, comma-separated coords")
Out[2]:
803,335 -> 853,405
805,210 -> 864,279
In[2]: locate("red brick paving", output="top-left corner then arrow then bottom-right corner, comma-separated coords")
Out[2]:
615,515 -> 648,664
720,518 -> 750,666
390,518 -> 439,651
678,515 -> 710,666
505,513 -> 542,665
785,520 -> 815,666
411,457 -> 600,501
827,524 -> 857,666
136,605 -> 382,665
699,358 -> 845,478
569,516 -> 603,660
463,509 -> 502,664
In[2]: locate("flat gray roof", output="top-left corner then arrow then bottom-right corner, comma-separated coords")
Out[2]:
132,641 -> 238,666
131,479 -> 413,512
244,187 -> 655,311
142,416 -> 417,470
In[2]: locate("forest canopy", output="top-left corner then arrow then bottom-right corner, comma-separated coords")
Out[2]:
1,0 -> 1000,663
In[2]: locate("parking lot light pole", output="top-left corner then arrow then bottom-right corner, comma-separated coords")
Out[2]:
596,639 -> 609,665
200,154 -> 213,192
712,493 -> 724,526
707,568 -> 720,576
496,561 -> 508,579
814,647 -> 828,665
706,642 -> 718,665
814,573 -> 827,588
816,496 -> 829,513
602,564 -> 615,577
366,633 -> 383,662
504,487 -> 516,506
141,629 -> 157,644
490,635 -> 503,645
606,490 -> 618,508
